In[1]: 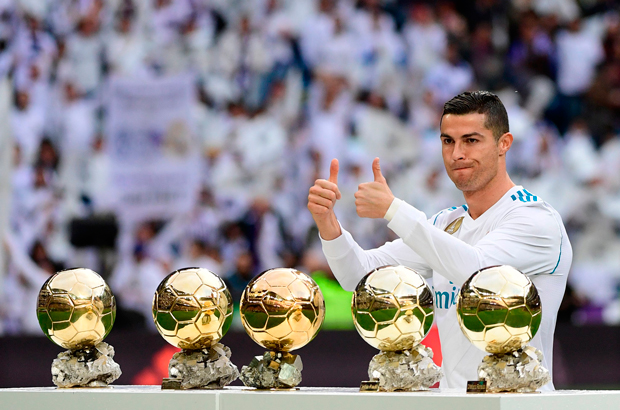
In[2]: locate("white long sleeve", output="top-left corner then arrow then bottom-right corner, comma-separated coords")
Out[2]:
321,223 -> 432,291
387,200 -> 566,285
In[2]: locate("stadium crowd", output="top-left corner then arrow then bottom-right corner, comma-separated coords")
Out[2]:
1,0 -> 620,335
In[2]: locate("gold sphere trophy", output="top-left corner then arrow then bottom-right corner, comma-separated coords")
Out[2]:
352,265 -> 441,392
456,265 -> 550,393
152,267 -> 238,389
239,268 -> 325,389
37,268 -> 121,387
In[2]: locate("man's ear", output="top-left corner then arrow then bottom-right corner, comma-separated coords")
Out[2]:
498,132 -> 513,156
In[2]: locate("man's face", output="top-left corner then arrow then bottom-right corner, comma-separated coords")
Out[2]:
440,113 -> 504,193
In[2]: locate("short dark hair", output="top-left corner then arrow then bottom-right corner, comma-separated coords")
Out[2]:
441,91 -> 509,141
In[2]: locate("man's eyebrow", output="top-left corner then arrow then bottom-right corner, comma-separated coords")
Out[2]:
440,132 -> 484,139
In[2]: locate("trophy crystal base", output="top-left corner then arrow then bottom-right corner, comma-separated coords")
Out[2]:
51,342 -> 122,388
162,343 -> 239,390
365,344 -> 442,392
240,351 -> 303,389
477,346 -> 550,393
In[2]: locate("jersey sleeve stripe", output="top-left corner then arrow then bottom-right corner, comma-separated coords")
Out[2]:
512,189 -> 539,203
433,210 -> 445,226
543,202 -> 564,275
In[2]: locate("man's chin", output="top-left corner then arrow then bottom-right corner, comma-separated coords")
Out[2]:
448,175 -> 468,190
452,179 -> 476,193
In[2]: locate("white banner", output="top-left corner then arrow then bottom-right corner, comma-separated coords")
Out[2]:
107,75 -> 200,222
0,76 -> 13,307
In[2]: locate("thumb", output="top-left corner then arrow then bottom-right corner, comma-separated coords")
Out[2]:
372,157 -> 386,183
329,158 -> 339,185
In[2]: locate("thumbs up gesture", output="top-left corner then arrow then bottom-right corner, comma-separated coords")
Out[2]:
354,157 -> 395,219
307,158 -> 343,240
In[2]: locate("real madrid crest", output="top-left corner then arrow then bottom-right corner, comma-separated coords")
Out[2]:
444,217 -> 464,235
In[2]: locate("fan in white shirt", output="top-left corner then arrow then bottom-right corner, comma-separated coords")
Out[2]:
307,91 -> 572,391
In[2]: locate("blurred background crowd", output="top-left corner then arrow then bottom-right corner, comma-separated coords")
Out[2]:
1,0 -> 620,341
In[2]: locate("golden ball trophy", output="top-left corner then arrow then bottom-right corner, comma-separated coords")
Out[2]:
239,268 -> 325,389
352,265 -> 441,392
456,265 -> 550,393
37,268 -> 121,388
152,267 -> 238,389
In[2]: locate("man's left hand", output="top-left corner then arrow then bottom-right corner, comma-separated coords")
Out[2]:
354,157 -> 395,219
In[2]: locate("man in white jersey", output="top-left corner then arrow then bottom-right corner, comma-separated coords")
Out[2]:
307,91 -> 572,390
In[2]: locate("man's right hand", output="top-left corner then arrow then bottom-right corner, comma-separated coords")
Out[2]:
307,158 -> 342,240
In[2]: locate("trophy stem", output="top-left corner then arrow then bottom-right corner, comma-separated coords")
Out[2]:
51,342 -> 122,388
366,344 -> 442,392
162,343 -> 239,390
478,346 -> 550,393
240,351 -> 303,389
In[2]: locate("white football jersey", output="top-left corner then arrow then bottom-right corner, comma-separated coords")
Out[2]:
321,185 -> 572,390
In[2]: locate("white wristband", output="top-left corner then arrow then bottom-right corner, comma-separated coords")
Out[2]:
383,197 -> 402,222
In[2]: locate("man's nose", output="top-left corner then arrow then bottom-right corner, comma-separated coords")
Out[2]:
452,141 -> 465,161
